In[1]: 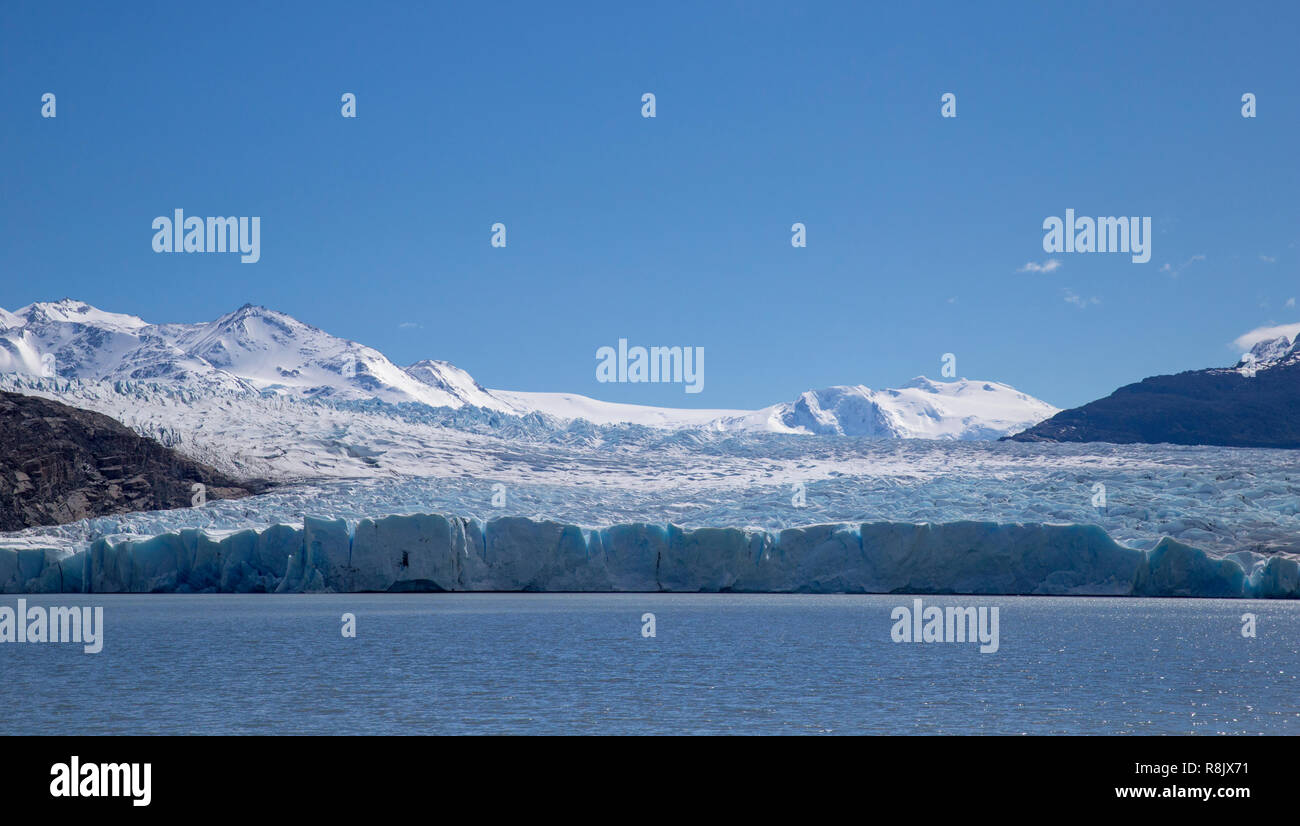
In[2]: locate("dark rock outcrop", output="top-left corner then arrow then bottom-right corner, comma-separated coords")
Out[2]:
0,391 -> 265,531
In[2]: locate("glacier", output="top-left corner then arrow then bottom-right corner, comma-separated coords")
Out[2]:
3,372 -> 1299,599
3,513 -> 1296,597
1,325 -> 1295,600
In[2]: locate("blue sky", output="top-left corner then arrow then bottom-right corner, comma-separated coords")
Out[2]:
2,1 -> 1297,410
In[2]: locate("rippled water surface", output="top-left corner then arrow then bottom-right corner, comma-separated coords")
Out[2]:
2,594 -> 1296,735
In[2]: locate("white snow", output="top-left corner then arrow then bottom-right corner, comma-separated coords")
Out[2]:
1242,333 -> 1300,370
0,298 -> 1058,436
406,360 -> 516,412
711,377 -> 1059,439
14,299 -> 149,333
491,389 -> 748,428
1233,322 -> 1300,353
496,379 -> 1059,438
0,301 -> 518,409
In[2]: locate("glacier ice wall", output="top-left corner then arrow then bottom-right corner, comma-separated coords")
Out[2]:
1,514 -> 1296,598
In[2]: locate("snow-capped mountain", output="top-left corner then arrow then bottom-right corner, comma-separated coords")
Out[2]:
0,299 -> 518,411
0,300 -> 249,392
710,377 -> 1059,439
1012,338 -> 1300,448
1237,332 -> 1300,372
404,359 -> 506,411
0,299 -> 1056,439
497,380 -> 1058,439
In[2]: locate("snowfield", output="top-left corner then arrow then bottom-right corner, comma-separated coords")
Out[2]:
708,377 -> 1058,439
490,389 -> 750,428
493,378 -> 1057,438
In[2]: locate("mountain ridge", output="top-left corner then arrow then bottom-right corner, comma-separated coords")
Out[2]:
0,299 -> 1057,439
1009,335 -> 1300,448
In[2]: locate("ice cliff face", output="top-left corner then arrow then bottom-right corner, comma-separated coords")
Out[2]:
3,514 -> 1295,598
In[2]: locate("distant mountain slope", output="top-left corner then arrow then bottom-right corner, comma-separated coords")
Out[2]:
0,299 -> 1057,440
0,390 -> 264,531
490,389 -> 751,428
495,378 -> 1057,438
713,377 -> 1059,439
0,299 -> 520,411
1008,352 -> 1300,448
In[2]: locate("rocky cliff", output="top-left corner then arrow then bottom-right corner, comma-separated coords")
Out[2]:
0,390 -> 264,531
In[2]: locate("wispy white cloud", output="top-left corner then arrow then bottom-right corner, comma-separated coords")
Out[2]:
1018,259 -> 1062,273
1161,253 -> 1206,277
1287,297 -> 1296,309
1260,254 -> 1277,263
398,321 -> 421,329
1063,288 -> 1100,309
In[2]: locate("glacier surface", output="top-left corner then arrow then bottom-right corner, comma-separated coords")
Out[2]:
1,370 -> 1296,599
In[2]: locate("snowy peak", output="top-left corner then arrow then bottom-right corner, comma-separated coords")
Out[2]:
714,378 -> 1058,440
0,299 -> 228,388
1239,334 -> 1300,372
155,303 -> 374,398
785,386 -> 892,436
159,303 -> 333,368
503,379 -> 1058,440
0,299 -> 1058,440
404,360 -> 511,412
0,299 -> 513,411
14,298 -> 149,333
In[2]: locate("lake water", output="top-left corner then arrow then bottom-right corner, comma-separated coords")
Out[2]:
1,594 -> 1296,735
